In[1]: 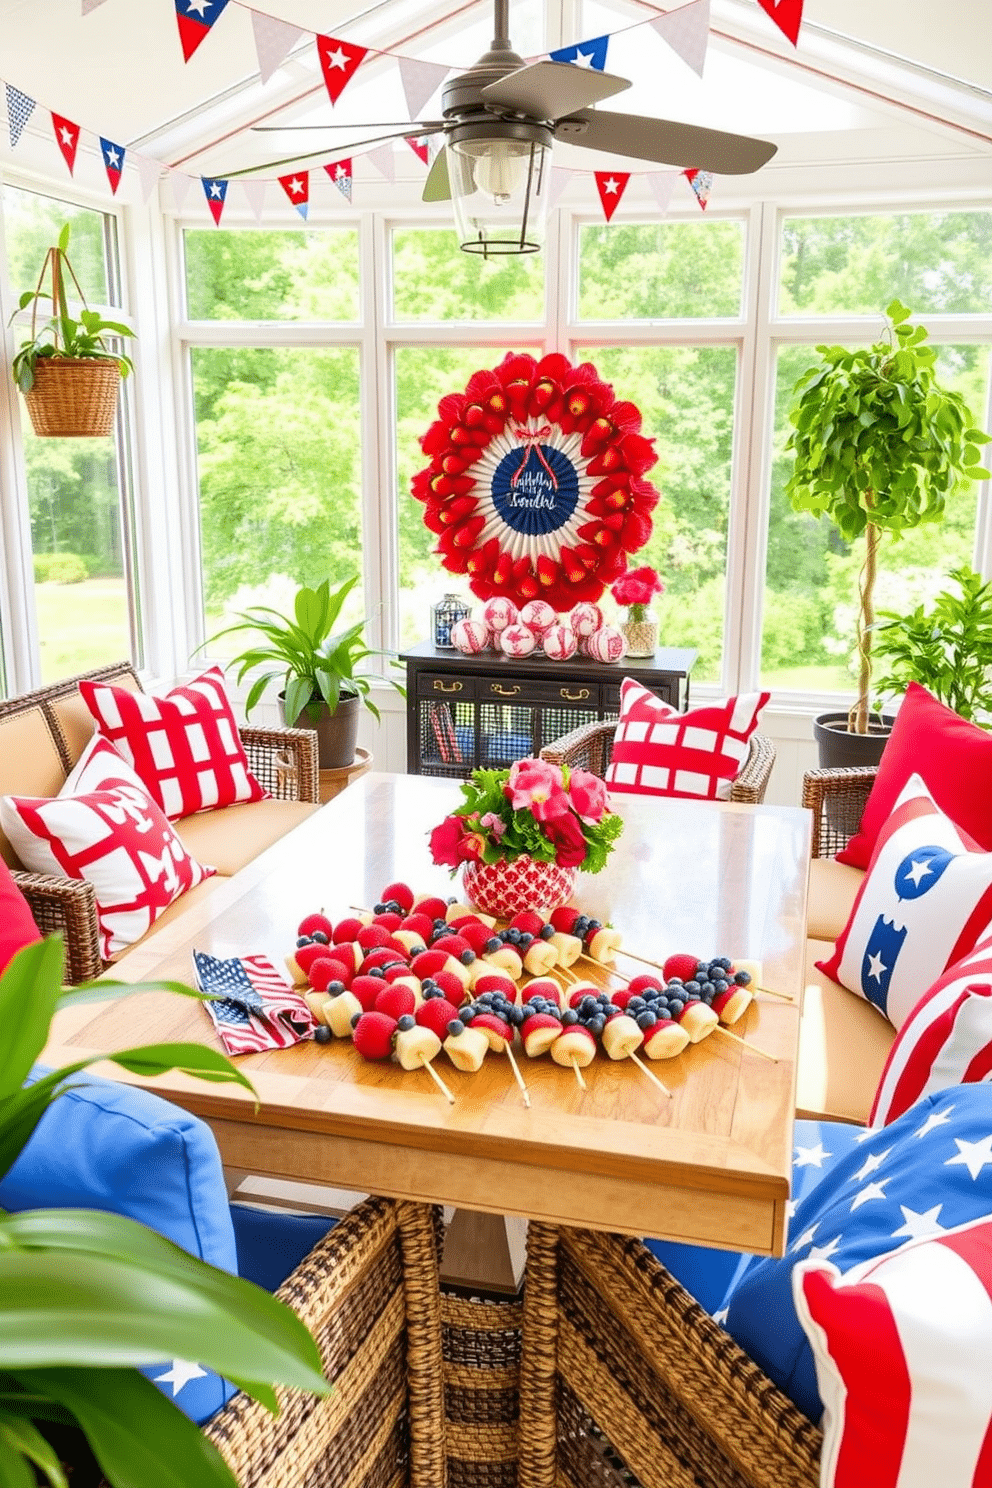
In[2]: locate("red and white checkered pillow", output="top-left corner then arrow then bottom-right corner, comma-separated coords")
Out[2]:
79,668 -> 268,821
794,1215 -> 992,1488
604,679 -> 769,801
0,735 -> 215,960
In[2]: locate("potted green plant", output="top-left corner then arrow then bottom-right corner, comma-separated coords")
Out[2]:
785,300 -> 990,766
9,223 -> 135,438
873,565 -> 992,724
206,574 -> 402,770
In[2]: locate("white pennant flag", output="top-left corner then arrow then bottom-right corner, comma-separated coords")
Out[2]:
398,57 -> 449,121
170,172 -> 192,214
136,156 -> 165,205
650,0 -> 710,77
647,171 -> 677,213
366,143 -> 396,183
241,179 -> 267,220
251,10 -> 305,84
81,0 -> 110,12
546,168 -> 570,211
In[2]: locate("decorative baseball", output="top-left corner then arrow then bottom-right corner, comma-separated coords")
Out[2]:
499,623 -> 537,658
585,626 -> 628,664
542,623 -> 578,661
568,602 -> 603,637
519,599 -> 557,637
482,596 -> 519,633
450,617 -> 490,654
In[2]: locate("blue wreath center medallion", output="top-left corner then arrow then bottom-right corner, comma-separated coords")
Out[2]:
491,443 -> 580,537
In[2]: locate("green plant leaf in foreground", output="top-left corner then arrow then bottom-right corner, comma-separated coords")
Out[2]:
0,1413 -> 66,1488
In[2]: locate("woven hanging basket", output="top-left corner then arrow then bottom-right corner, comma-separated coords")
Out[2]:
22,358 -> 121,438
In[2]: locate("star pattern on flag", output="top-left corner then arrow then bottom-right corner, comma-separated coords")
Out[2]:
175,0 -> 230,62
317,34 -> 368,105
794,1141 -> 832,1168
325,158 -> 353,201
51,113 -> 80,175
278,170 -> 310,218
100,136 -> 125,195
915,1107 -> 954,1138
891,1203 -> 947,1240
850,1179 -> 890,1211
201,176 -> 228,226
903,856 -> 934,888
807,1234 -> 842,1262
851,1148 -> 891,1182
154,1359 -> 208,1395
549,34 -> 609,71
790,1223 -> 820,1253
866,950 -> 887,983
594,170 -> 630,222
946,1133 -> 992,1180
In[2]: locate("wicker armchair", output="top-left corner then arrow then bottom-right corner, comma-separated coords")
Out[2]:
801,764 -> 878,859
540,719 -> 777,806
206,1196 -> 446,1488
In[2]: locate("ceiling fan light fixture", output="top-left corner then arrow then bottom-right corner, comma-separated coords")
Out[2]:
449,120 -> 552,257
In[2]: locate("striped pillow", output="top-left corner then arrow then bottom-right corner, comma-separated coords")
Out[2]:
605,679 -> 769,801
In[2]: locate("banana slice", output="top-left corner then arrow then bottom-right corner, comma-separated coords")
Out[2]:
395,1024 -> 442,1070
642,1020 -> 690,1060
443,1024 -> 490,1072
587,927 -> 622,964
679,1002 -> 718,1043
522,940 -> 558,976
550,931 -> 583,967
601,1014 -> 643,1060
325,990 -> 363,1038
551,1027 -> 596,1068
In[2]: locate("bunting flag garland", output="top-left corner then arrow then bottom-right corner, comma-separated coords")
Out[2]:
316,35 -> 367,105
755,0 -> 804,46
171,172 -> 193,212
81,0 -> 110,11
546,167 -> 570,211
6,85 -> 34,149
175,0 -> 231,63
201,175 -> 228,224
325,158 -> 353,201
366,143 -> 395,182
650,0 -> 710,77
100,137 -> 125,194
278,169 -> 309,217
684,167 -> 713,209
241,177 -> 266,219
136,155 -> 165,205
549,34 -> 609,71
594,170 -> 630,221
406,136 -> 430,166
647,171 -> 677,212
250,10 -> 304,84
51,113 -> 80,174
398,57 -> 449,120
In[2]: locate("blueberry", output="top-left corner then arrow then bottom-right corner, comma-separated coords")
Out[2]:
374,902 -> 387,914
309,930 -> 329,945
636,1010 -> 658,1030
714,979 -> 729,993
627,997 -> 645,1012
447,1019 -> 465,1036
587,919 -> 602,933
460,1008 -> 476,1024
506,928 -> 522,945
314,1024 -> 332,1043
296,935 -> 313,948
327,980 -> 345,997
369,968 -> 387,980
509,1006 -> 525,1026
350,1011 -> 362,1029
519,933 -> 534,949
484,937 -> 502,953
587,1015 -> 606,1036
684,980 -> 701,995
667,977 -> 684,988
715,957 -> 733,971
386,901 -> 402,914
735,970 -> 752,986
423,986 -> 442,1000
561,1008 -> 579,1025
539,924 -> 555,940
460,949 -> 476,965
397,1014 -> 415,1031
580,995 -> 598,1013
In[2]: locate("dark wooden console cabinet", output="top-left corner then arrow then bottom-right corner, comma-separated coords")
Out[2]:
401,640 -> 697,779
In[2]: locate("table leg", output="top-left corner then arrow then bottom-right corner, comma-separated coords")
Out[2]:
441,1209 -> 528,1295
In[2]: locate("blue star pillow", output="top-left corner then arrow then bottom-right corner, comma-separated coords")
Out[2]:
817,773 -> 992,1028
724,1083 -> 992,1422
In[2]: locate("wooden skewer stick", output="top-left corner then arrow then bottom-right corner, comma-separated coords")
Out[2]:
711,1026 -> 778,1063
629,1051 -> 671,1097
505,1046 -> 531,1108
577,953 -> 629,983
420,1056 -> 456,1103
570,1058 -> 587,1091
553,962 -> 578,984
754,986 -> 794,1002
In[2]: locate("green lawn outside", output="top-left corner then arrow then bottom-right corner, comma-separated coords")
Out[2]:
35,578 -> 130,684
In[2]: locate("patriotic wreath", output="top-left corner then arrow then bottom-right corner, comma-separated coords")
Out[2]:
411,352 -> 660,613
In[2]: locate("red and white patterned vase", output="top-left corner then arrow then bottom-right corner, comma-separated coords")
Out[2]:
462,856 -> 577,918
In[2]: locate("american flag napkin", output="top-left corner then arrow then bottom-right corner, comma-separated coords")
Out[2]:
193,950 -> 315,1055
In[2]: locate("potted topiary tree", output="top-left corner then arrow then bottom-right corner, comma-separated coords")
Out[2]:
785,300 -> 990,766
9,224 -> 135,438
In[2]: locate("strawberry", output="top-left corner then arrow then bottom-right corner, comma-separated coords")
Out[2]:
351,975 -> 387,1013
522,1012 -> 563,1057
384,963 -> 419,985
550,907 -> 580,934
332,916 -> 366,944
352,1012 -> 398,1061
416,998 -> 462,1039
628,973 -> 664,994
375,985 -> 416,1020
380,881 -> 415,913
386,935 -> 412,958
414,895 -> 448,921
400,913 -> 435,940
472,1012 -> 513,1051
510,911 -> 544,936
297,912 -> 334,940
432,933 -> 474,962
610,989 -> 635,1009
358,924 -> 393,951
309,957 -> 349,993
457,922 -> 497,954
663,953 -> 700,983
474,972 -> 517,1000
372,912 -> 403,932
522,978 -> 561,1006
411,949 -> 448,980
361,946 -> 408,971
432,970 -> 467,1003
295,942 -> 334,978
448,914 -> 486,933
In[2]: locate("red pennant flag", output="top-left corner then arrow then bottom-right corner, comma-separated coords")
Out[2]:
754,0 -> 803,45
175,0 -> 231,63
317,35 -> 367,104
201,176 -> 228,226
51,113 -> 80,175
406,136 -> 429,166
594,170 -> 630,223
278,170 -> 310,219
324,159 -> 353,201
684,168 -> 712,210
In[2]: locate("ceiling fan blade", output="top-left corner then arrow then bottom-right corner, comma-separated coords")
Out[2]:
224,124 -> 446,179
481,61 -> 629,121
253,121 -> 446,132
554,109 -> 777,175
422,145 -> 451,203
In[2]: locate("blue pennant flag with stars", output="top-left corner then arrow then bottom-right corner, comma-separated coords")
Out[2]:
100,137 -> 125,195
549,33 -> 609,71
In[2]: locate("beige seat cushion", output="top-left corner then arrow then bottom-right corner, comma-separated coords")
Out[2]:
806,856 -> 865,942
50,666 -> 141,768
174,799 -> 319,876
0,709 -> 68,866
797,938 -> 895,1125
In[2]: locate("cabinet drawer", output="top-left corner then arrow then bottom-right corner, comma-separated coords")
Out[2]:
479,677 -> 602,709
603,678 -> 678,712
417,673 -> 477,701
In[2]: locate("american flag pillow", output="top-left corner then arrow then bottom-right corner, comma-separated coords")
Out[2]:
817,773 -> 992,1030
871,937 -> 992,1128
193,950 -> 315,1055
80,667 -> 268,821
795,1213 -> 992,1488
605,679 -> 769,801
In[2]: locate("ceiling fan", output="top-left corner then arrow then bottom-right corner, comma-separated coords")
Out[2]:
243,0 -> 777,255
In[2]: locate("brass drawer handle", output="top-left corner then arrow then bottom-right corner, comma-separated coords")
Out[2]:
433,680 -> 463,694
560,688 -> 590,702
490,684 -> 521,698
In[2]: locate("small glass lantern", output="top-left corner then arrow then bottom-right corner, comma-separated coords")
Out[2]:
433,593 -> 470,648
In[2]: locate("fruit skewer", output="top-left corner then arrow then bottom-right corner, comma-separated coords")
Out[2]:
615,946 -> 793,1001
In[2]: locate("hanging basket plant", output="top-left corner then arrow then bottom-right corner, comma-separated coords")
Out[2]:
411,352 -> 660,612
9,223 -> 135,438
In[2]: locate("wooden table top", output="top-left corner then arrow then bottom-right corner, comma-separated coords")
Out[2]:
44,774 -> 811,1257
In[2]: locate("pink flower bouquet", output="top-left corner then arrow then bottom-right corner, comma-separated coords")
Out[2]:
428,758 -> 623,875
611,566 -> 664,619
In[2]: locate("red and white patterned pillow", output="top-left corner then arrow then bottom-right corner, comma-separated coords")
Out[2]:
870,935 -> 992,1128
604,679 -> 769,801
0,736 -> 214,960
794,1215 -> 992,1488
79,668 -> 268,821
817,773 -> 992,1030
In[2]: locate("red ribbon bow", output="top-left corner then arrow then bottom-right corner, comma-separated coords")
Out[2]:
511,424 -> 559,491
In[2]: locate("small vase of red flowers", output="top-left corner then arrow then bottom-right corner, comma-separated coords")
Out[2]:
611,566 -> 664,657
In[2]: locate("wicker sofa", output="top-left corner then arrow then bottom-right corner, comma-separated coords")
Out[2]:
0,661 -> 321,985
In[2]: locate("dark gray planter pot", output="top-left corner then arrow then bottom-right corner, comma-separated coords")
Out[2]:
813,710 -> 895,769
280,689 -> 361,770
